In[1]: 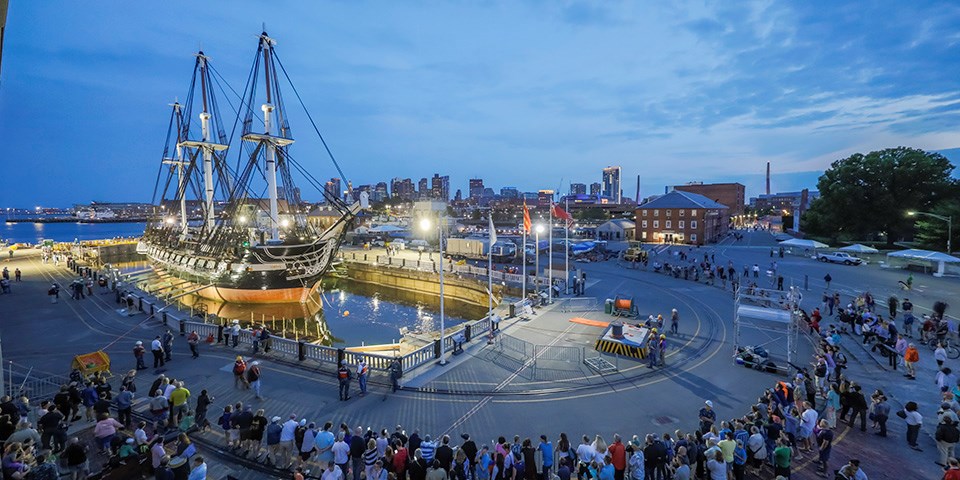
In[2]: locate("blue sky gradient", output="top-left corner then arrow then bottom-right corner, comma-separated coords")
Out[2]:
0,1 -> 958,206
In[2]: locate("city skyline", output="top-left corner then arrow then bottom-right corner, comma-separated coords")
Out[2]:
1,2 -> 958,206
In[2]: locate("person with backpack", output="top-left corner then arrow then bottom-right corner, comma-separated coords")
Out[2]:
247,361 -> 263,399
337,362 -> 352,401
233,356 -> 248,389
936,416 -> 960,467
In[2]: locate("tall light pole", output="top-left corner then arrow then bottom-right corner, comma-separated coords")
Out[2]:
420,215 -> 446,365
908,211 -> 953,253
534,224 -> 545,294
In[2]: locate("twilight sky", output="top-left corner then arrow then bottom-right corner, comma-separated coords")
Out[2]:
1,1 -> 959,207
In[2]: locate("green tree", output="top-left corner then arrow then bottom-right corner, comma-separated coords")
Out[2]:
801,147 -> 956,243
574,208 -> 610,221
913,199 -> 960,253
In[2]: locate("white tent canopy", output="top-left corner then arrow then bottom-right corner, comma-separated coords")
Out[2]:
778,238 -> 829,249
887,249 -> 960,277
887,249 -> 960,263
368,225 -> 407,233
839,244 -> 879,254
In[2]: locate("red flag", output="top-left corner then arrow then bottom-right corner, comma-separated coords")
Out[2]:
552,203 -> 573,227
522,201 -> 532,234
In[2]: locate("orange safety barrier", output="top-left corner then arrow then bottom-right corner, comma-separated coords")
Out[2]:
569,317 -> 610,328
72,351 -> 111,376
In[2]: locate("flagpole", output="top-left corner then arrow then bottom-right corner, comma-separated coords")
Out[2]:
565,195 -> 570,295
548,203 -> 553,304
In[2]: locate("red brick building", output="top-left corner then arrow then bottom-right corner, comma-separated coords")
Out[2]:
673,182 -> 745,216
635,191 -> 730,245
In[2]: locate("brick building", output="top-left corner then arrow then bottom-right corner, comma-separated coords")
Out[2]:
635,191 -> 729,245
673,182 -> 745,216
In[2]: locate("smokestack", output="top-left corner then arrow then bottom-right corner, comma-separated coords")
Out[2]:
635,175 -> 640,204
766,162 -> 771,195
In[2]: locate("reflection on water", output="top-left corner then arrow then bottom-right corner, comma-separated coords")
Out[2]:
121,261 -> 486,347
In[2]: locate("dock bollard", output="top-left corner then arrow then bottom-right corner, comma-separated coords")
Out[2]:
298,341 -> 306,361
162,312 -> 168,327
150,304 -> 155,316
179,319 -> 185,335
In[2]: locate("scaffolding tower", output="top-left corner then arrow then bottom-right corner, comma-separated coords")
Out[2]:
733,285 -> 801,367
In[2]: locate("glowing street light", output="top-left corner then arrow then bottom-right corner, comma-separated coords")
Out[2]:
908,211 -> 953,253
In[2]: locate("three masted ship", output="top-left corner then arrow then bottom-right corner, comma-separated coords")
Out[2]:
140,32 -> 365,303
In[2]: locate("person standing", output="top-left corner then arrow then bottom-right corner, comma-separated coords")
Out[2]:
606,434 -> 625,480
187,331 -> 200,359
337,362 -> 352,401
936,416 -> 960,467
233,357 -> 248,389
195,390 -> 213,431
872,393 -> 890,437
772,438 -> 791,479
133,341 -> 146,370
670,309 -> 679,335
814,419 -> 833,477
847,384 -> 868,432
357,360 -> 369,397
904,343 -> 920,380
247,361 -> 263,399
162,329 -> 174,362
188,456 -> 207,480
115,386 -> 134,428
151,336 -> 165,368
902,401 -> 923,451
699,401 -> 716,434
389,359 -> 402,393
14,269 -> 20,282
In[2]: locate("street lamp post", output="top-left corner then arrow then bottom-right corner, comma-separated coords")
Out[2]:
420,215 -> 447,365
908,211 -> 953,253
534,224 -> 544,295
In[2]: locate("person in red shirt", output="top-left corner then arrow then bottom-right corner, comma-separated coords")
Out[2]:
944,458 -> 960,480
607,434 -> 626,480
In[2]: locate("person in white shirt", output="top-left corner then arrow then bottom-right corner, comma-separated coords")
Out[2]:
332,432 -> 351,472
280,414 -> 299,468
575,435 -> 596,479
799,402 -> 818,451
323,460 -> 344,480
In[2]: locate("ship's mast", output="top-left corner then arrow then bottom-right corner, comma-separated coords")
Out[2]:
161,102 -> 189,237
198,52 -> 216,230
261,33 -> 280,242
178,51 -> 229,232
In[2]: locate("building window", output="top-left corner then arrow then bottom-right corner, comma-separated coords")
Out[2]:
691,233 -> 698,242
691,220 -> 697,229
653,220 -> 659,228
679,220 -> 685,229
679,209 -> 685,217
665,221 -> 672,228
641,220 -> 648,228
666,210 -> 672,218
642,210 -> 648,217
690,209 -> 697,216
654,210 -> 660,217
641,231 -> 647,240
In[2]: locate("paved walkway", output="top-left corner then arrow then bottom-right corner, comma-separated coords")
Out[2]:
0,236 -> 955,479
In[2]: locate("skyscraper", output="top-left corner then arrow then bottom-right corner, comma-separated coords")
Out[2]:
418,178 -> 429,199
468,178 -> 484,199
570,183 -> 586,195
373,182 -> 389,202
431,174 -> 450,201
500,187 -> 519,199
390,177 -> 415,200
324,177 -> 341,203
602,166 -> 622,203
589,182 -> 601,196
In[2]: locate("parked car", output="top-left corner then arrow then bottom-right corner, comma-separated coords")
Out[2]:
816,251 -> 863,265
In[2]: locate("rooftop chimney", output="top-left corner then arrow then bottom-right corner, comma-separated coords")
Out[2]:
766,162 -> 771,195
